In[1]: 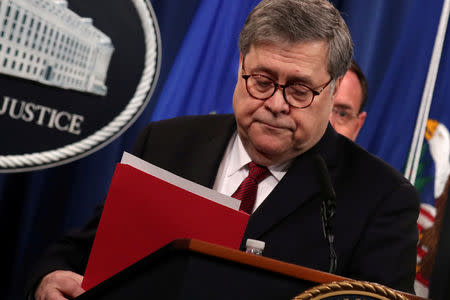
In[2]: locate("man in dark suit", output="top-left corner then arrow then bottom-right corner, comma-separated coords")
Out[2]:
30,0 -> 419,299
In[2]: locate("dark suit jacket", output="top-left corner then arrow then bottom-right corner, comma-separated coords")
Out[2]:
27,114 -> 419,295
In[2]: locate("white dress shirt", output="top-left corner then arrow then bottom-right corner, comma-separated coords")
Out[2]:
213,132 -> 291,213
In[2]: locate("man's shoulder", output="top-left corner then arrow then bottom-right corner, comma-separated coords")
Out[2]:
132,114 -> 236,158
150,114 -> 235,130
339,136 -> 412,187
135,114 -> 236,146
333,136 -> 419,221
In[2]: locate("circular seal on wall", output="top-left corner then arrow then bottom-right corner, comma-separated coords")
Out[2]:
0,0 -> 161,172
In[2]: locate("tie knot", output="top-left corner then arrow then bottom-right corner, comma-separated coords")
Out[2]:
247,162 -> 270,183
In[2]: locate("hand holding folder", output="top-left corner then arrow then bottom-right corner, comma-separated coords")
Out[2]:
82,152 -> 249,290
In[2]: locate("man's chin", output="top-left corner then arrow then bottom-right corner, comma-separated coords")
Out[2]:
249,141 -> 291,164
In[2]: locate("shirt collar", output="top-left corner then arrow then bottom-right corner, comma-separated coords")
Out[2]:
228,132 -> 292,181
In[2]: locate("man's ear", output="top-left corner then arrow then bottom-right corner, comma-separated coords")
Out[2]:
238,53 -> 243,75
357,111 -> 367,128
353,111 -> 367,139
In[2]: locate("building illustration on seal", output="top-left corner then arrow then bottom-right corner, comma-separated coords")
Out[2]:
0,0 -> 114,96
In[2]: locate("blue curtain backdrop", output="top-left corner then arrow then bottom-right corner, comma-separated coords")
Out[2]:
3,1 -> 450,299
151,0 -> 259,120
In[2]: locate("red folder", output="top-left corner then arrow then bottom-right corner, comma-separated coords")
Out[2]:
81,161 -> 249,290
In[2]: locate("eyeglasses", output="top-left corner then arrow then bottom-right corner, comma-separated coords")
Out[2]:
241,61 -> 332,109
331,106 -> 359,125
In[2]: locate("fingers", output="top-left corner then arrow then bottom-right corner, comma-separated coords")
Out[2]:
35,270 -> 85,300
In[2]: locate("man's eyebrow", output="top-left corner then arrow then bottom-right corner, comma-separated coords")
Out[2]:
287,75 -> 314,86
333,103 -> 353,110
248,65 -> 314,86
248,65 -> 277,78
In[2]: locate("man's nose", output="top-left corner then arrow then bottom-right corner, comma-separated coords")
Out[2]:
264,87 -> 290,114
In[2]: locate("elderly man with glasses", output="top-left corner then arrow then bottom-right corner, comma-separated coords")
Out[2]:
29,0 -> 419,299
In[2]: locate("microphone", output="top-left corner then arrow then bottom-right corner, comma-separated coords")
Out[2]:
313,154 -> 337,274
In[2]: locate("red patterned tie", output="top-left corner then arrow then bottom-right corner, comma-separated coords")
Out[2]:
232,162 -> 270,214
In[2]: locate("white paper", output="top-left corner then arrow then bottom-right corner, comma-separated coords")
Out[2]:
120,152 -> 241,211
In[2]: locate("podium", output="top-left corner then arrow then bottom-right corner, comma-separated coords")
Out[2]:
75,239 -> 424,300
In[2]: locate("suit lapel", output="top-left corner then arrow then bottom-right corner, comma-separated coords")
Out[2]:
192,115 -> 237,189
243,124 -> 341,240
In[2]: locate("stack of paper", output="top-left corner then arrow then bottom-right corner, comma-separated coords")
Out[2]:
81,152 -> 249,290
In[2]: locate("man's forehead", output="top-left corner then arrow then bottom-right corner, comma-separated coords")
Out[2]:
244,41 -> 330,84
334,70 -> 363,110
247,40 -> 329,60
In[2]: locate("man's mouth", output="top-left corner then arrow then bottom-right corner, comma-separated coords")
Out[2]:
257,120 -> 292,131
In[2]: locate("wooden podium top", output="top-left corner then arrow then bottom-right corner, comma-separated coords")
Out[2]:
172,239 -> 426,300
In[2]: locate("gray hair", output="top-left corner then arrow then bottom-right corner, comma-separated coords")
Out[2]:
239,0 -> 353,79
